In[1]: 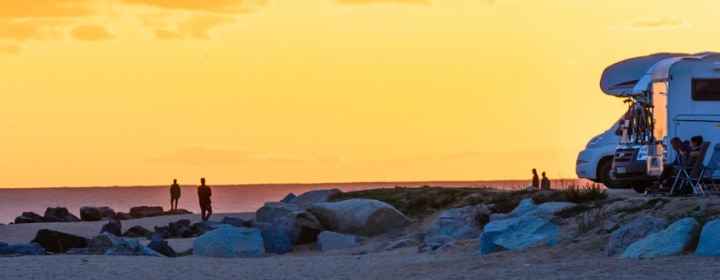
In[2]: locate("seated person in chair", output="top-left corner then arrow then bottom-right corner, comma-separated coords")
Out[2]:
653,135 -> 702,190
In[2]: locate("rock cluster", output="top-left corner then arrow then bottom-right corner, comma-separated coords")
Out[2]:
12,206 -> 193,224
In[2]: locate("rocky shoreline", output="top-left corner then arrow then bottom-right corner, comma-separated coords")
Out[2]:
2,187 -> 720,278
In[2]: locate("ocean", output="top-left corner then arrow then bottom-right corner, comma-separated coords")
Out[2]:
0,180 -> 587,224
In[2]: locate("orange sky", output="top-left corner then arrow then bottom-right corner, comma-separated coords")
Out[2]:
0,0 -> 717,188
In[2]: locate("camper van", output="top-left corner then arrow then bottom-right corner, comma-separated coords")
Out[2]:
575,117 -> 627,189
600,52 -> 720,193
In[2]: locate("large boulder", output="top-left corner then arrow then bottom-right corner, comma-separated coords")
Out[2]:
697,219 -> 720,257
308,199 -> 409,237
0,242 -> 45,256
316,231 -> 360,251
43,207 -> 70,222
477,216 -> 560,255
31,229 -> 89,253
256,202 -> 324,244
80,206 -> 116,221
290,189 -> 341,208
620,217 -> 700,259
14,212 -> 44,224
425,204 -> 491,241
260,227 -> 293,255
193,225 -> 265,258
129,206 -> 165,219
605,215 -> 667,257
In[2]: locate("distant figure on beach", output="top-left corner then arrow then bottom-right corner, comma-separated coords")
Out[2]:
541,172 -> 550,190
197,178 -> 212,221
170,179 -> 181,211
531,168 -> 539,189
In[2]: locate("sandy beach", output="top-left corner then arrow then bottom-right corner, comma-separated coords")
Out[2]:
2,190 -> 719,280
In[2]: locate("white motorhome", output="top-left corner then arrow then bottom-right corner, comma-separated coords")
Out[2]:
600,52 -> 720,192
575,117 -> 626,189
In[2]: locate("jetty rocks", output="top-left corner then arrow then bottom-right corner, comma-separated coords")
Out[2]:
12,206 -> 193,224
9,187 -> 720,261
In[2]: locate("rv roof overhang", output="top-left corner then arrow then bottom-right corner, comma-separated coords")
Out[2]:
601,52 -> 720,97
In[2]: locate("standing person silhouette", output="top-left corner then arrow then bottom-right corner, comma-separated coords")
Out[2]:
197,178 -> 212,221
170,179 -> 181,211
531,168 -> 540,189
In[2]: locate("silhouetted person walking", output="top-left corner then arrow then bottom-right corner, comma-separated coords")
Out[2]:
531,168 -> 539,189
170,179 -> 181,211
197,178 -> 212,221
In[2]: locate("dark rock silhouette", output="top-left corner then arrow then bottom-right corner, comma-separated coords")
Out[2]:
31,229 -> 89,253
14,212 -> 44,224
147,239 -> 177,257
100,219 -> 122,236
80,206 -> 116,221
129,206 -> 164,219
122,225 -> 154,238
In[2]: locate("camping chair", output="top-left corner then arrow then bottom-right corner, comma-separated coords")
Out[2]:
669,142 -> 711,196
699,143 -> 720,195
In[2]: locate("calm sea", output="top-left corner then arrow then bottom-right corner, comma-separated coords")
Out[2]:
0,180 -> 588,224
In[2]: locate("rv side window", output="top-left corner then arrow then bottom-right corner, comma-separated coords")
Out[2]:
691,78 -> 720,101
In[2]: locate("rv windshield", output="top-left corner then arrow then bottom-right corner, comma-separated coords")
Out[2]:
652,81 -> 668,143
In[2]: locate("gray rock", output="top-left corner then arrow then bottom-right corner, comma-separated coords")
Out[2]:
100,219 -> 122,236
316,231 -> 360,251
80,206 -> 116,221
147,239 -> 177,257
604,215 -> 667,257
476,215 -> 560,255
290,189 -> 341,208
43,207 -> 70,222
255,202 -> 323,244
193,225 -> 265,258
14,212 -> 44,224
308,198 -> 409,237
620,217 -> 699,259
696,219 -> 720,257
425,204 -> 490,241
260,228 -> 292,255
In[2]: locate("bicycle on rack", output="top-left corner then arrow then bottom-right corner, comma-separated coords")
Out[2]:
620,96 -> 655,145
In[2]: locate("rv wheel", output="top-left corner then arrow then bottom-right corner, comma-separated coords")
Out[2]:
599,160 -> 629,189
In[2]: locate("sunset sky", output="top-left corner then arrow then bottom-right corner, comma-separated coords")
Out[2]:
1,0 -> 717,188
